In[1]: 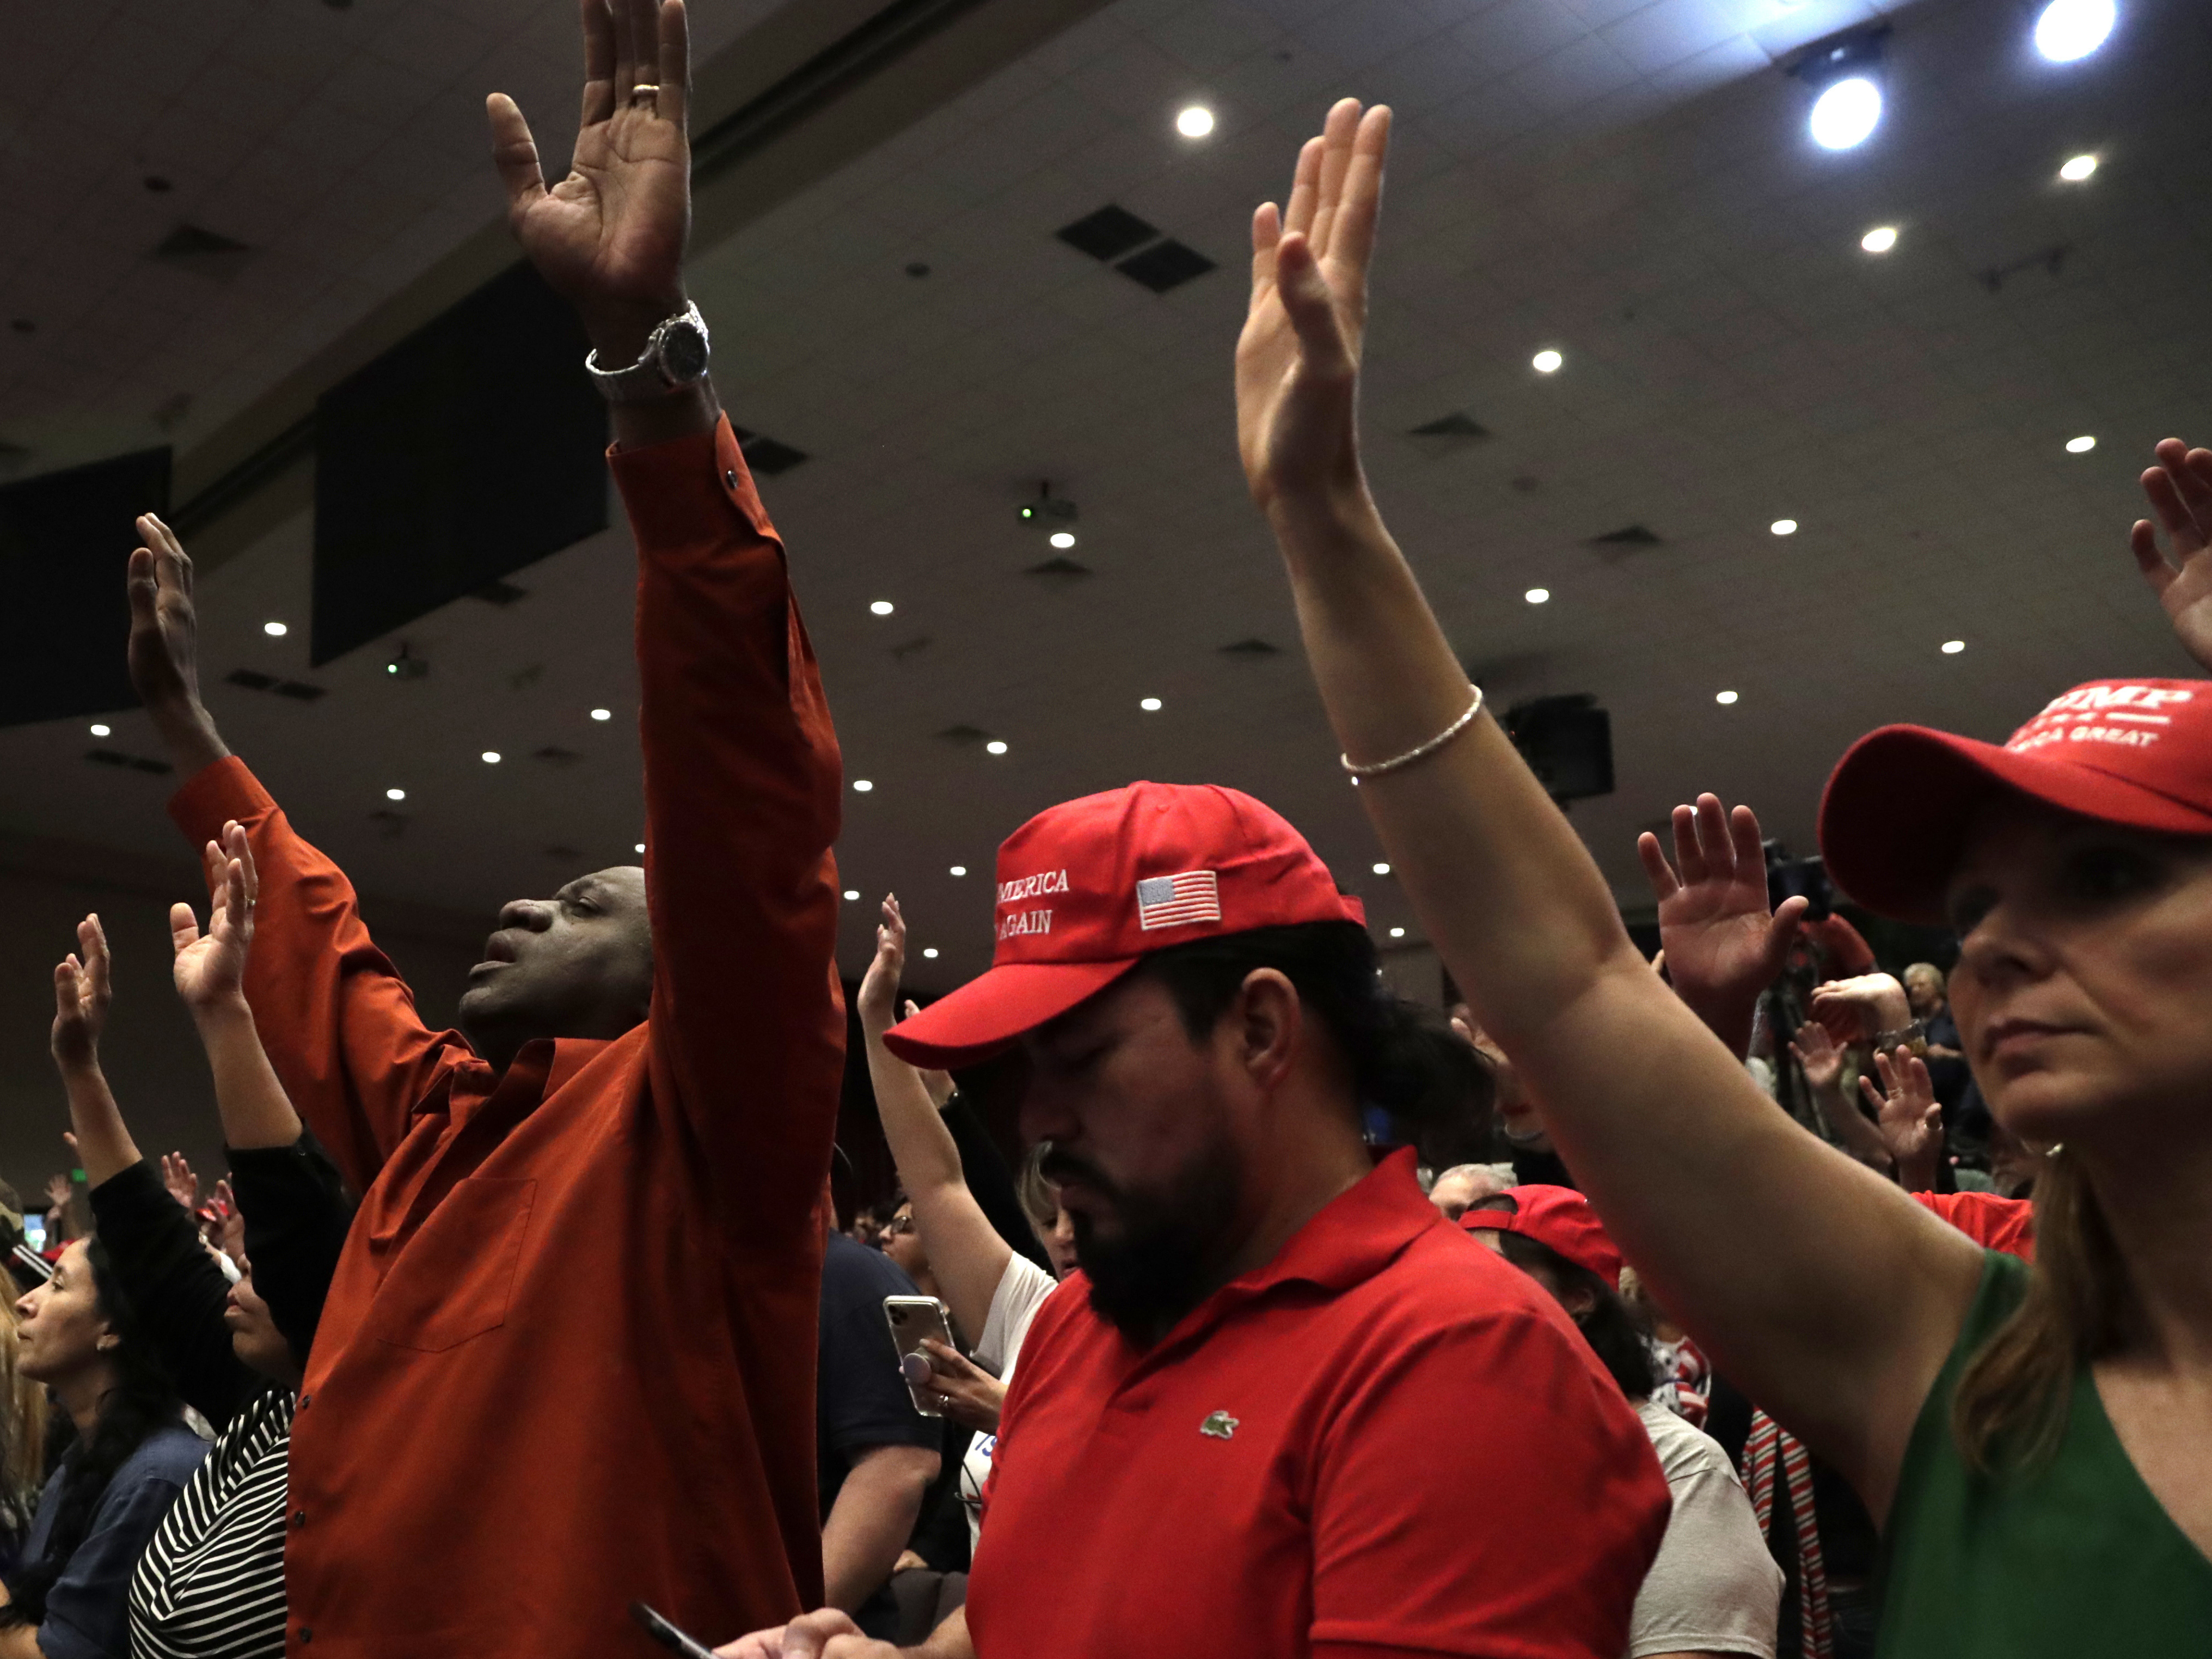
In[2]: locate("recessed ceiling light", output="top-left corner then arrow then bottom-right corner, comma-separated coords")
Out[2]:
843,889 -> 860,901
1048,531 -> 1076,550
481,750 -> 501,764
635,843 -> 646,853
263,620 -> 287,637
2035,0 -> 2115,62
1715,690 -> 1739,706
1531,348 -> 1563,374
88,723 -> 109,738
870,599 -> 894,615
1176,105 -> 1215,138
1389,927 -> 1406,939
590,707 -> 612,721
1771,518 -> 1799,536
2066,434 -> 2097,454
950,865 -> 966,877
1809,76 -> 1882,151
1525,587 -> 1550,605
985,740 -> 1008,755
853,779 -> 874,792
922,947 -> 940,959
1860,225 -> 1898,253
385,787 -> 406,801
1941,639 -> 1966,654
2058,152 -> 2098,182
1140,697 -> 1163,712
1372,862 -> 1392,876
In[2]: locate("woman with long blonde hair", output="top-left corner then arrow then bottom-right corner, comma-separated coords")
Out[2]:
0,1287 -> 47,1570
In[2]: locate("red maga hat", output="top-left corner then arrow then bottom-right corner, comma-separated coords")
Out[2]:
1819,678 -> 2212,924
1460,1185 -> 1623,1290
882,782 -> 1365,1070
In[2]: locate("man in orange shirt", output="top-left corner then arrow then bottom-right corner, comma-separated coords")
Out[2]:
122,2 -> 847,1651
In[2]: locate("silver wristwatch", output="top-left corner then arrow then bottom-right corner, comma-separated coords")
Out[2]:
585,301 -> 711,403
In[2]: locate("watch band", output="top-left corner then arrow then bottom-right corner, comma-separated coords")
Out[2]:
1871,1018 -> 1928,1057
585,301 -> 709,403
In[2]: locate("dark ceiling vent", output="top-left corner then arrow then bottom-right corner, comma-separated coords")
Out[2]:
1411,412 -> 1491,439
733,427 -> 808,476
226,668 -> 276,691
1116,240 -> 1216,294
1057,205 -> 1158,262
225,667 -> 324,701
889,634 -> 931,661
532,745 -> 583,766
368,809 -> 406,840
1024,555 -> 1092,581
85,747 -> 170,775
151,223 -> 253,275
1589,523 -> 1662,548
471,578 -> 528,606
1220,637 -> 1280,659
271,680 -> 325,702
936,724 -> 991,747
542,844 -> 581,861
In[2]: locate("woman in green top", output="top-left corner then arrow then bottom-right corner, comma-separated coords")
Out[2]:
1231,100 -> 2212,1654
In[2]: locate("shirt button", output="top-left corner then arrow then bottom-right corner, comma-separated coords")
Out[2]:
724,467 -> 738,489
297,1394 -> 310,1409
297,1629 -> 313,1646
291,1510 -> 307,1529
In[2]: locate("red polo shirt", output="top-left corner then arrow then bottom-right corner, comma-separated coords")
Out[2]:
167,415 -> 845,1656
1913,1190 -> 2035,1260
969,1150 -> 1670,1658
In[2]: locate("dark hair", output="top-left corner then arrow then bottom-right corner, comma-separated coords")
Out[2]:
1495,1232 -> 1658,1400
1135,921 -> 1492,1148
0,1239 -> 181,1629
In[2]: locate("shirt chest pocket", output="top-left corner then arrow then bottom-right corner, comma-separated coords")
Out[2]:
368,1177 -> 538,1354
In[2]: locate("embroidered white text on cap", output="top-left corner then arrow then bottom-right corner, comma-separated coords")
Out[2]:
1136,871 -> 1220,930
2009,684 -> 2197,756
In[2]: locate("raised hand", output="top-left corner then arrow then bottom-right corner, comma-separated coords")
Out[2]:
1236,99 -> 1392,516
1809,972 -> 1911,1046
1861,1046 -> 1942,1192
488,0 -> 691,362
855,895 -> 908,1038
43,1173 -> 71,1214
2129,438 -> 2212,673
1787,1021 -> 1846,1093
125,514 -> 230,776
161,1152 -> 201,1212
1637,795 -> 1805,1058
50,914 -> 114,1075
172,821 -> 259,1015
902,1337 -> 1008,1434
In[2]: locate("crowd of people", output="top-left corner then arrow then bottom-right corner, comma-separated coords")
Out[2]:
1,1 -> 2205,1655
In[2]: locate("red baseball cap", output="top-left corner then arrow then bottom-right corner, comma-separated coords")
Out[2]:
1460,1185 -> 1623,1289
1819,679 -> 2212,923
882,782 -> 1365,1069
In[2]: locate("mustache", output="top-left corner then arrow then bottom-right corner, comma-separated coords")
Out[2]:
1037,1148 -> 1112,1193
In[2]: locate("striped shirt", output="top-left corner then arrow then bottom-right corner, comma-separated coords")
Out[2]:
128,1388 -> 293,1659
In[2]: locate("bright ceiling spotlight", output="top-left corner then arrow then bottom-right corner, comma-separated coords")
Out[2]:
2066,434 -> 2097,454
1176,105 -> 1215,138
869,599 -> 894,616
2035,0 -> 2115,63
853,779 -> 873,792
1531,348 -> 1563,374
1941,640 -> 1966,654
1715,690 -> 1740,706
1861,225 -> 1898,253
2059,152 -> 2098,181
1389,927 -> 1406,939
385,787 -> 406,801
590,707 -> 612,721
263,620 -> 288,637
481,750 -> 501,764
985,740 -> 1008,755
89,723 -> 109,737
1525,587 -> 1551,604
1139,697 -> 1163,712
1048,531 -> 1076,550
1372,862 -> 1392,876
1771,519 -> 1799,536
922,947 -> 940,959
1810,76 -> 1882,149
635,843 -> 646,854
950,865 -> 966,877
843,889 -> 860,901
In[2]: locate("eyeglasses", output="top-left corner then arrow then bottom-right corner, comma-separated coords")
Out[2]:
884,1214 -> 916,1236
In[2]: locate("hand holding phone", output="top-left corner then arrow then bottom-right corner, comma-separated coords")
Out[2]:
883,1295 -> 955,1417
630,1601 -> 718,1659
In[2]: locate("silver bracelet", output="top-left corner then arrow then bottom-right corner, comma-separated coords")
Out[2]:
1340,685 -> 1485,783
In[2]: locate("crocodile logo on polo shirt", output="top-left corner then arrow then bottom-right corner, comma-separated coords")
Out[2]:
1199,1411 -> 1239,1441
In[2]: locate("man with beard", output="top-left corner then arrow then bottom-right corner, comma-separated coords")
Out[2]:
721,780 -> 1669,1659
121,1 -> 847,1649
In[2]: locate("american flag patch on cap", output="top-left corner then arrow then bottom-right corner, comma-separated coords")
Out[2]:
1136,870 -> 1221,930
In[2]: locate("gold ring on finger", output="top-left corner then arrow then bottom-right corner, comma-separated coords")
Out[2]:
630,83 -> 660,105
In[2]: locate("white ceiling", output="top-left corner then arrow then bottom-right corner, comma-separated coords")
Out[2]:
3,0 -> 2209,1004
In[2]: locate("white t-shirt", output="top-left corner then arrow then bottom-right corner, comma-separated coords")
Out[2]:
958,1253 -> 1060,1548
1628,1397 -> 1783,1659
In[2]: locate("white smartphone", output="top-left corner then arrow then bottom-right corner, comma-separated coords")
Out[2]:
883,1295 -> 955,1418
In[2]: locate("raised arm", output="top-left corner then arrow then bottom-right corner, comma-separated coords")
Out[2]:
491,0 -> 843,1250
130,518 -> 473,1193
172,824 -> 305,1152
1233,99 -> 1982,1520
856,897 -> 1011,1344
49,915 -> 256,1430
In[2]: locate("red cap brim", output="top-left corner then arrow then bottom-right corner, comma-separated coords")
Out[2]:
1819,724 -> 2212,924
883,957 -> 1145,1070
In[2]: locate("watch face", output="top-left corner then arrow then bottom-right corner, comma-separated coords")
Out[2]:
659,319 -> 709,382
